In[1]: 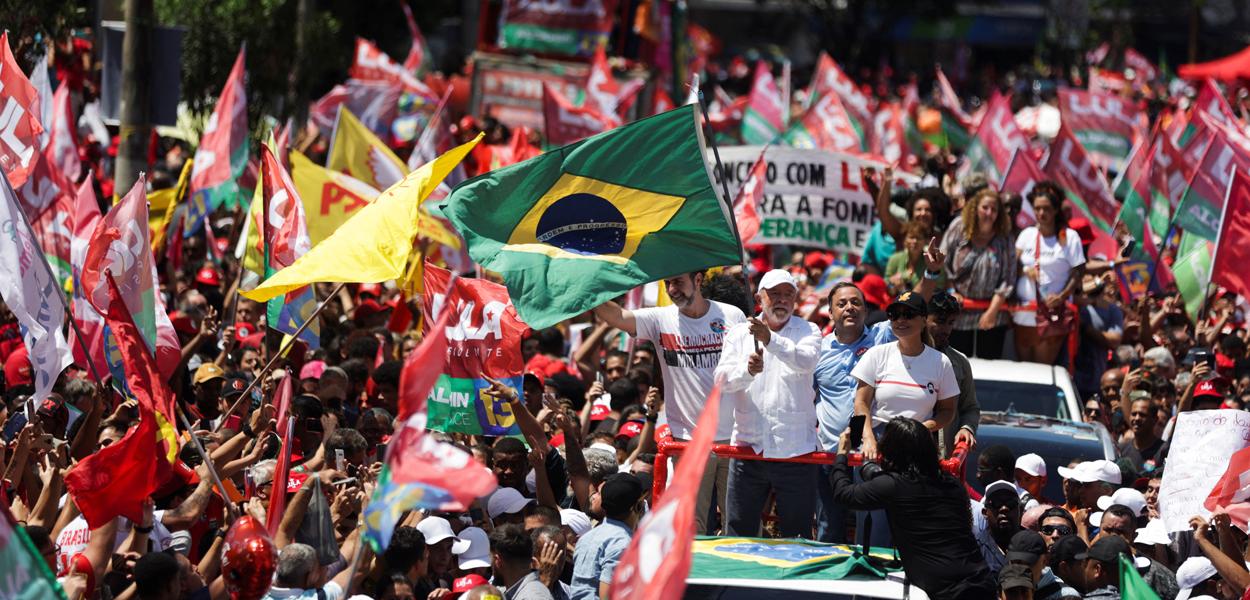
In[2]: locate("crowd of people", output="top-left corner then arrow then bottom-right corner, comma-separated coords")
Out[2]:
5,12 -> 1250,600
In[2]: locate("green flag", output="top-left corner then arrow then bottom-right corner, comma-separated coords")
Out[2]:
1174,231 -> 1213,317
1119,554 -> 1162,600
443,106 -> 742,329
0,509 -> 67,600
688,537 -> 899,582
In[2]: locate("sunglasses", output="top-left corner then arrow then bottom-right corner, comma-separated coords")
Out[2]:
1085,408 -> 1103,417
887,308 -> 920,321
1041,524 -> 1073,536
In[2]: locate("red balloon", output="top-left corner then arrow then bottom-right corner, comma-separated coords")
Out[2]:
221,516 -> 278,600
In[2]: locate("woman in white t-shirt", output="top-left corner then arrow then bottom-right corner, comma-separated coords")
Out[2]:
851,291 -> 959,461
1013,182 -> 1086,364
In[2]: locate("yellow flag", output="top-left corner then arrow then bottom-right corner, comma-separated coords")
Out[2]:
292,151 -> 381,245
242,134 -> 482,303
149,158 -> 194,250
327,107 -> 407,191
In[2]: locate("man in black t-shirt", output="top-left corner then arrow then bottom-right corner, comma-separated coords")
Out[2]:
1117,391 -> 1165,474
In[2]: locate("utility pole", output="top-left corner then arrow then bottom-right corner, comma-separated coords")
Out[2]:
286,0 -> 311,124
115,0 -> 154,195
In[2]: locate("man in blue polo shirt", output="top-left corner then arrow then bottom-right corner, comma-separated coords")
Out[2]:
813,280 -> 894,542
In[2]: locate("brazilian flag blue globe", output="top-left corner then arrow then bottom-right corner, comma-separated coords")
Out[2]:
442,105 -> 743,329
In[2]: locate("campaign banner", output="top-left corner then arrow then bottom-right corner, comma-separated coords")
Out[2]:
422,264 -> 529,436
1159,410 -> 1250,532
497,0 -> 618,58
964,92 -> 1026,182
1058,88 -> 1144,166
716,146 -> 901,256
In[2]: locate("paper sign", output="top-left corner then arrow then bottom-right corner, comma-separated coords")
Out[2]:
1159,409 -> 1250,532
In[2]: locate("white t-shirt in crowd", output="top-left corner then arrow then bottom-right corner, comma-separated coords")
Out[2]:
1015,226 -> 1086,305
633,301 -> 746,440
55,510 -> 174,575
850,342 -> 959,426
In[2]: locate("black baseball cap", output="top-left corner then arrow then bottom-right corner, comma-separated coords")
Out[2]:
220,375 -> 249,399
887,291 -> 928,317
928,291 -> 961,316
1049,535 -> 1088,564
1007,529 -> 1047,564
1076,534 -> 1131,563
998,563 -> 1034,591
600,473 -> 644,515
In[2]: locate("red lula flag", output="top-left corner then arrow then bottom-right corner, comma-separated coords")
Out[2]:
0,32 -> 45,188
257,143 -> 319,347
964,91 -> 1026,181
65,275 -> 175,528
81,175 -> 182,378
611,384 -> 723,600
14,143 -> 70,219
350,38 -> 437,102
189,47 -> 249,221
1176,112 -> 1250,240
1204,444 -> 1250,529
584,46 -> 644,123
741,60 -> 785,145
809,52 -> 873,137
1045,123 -> 1121,235
46,81 -> 80,183
732,150 -> 766,244
1212,167 -> 1250,301
872,102 -> 913,168
786,91 -> 862,153
542,83 -> 616,146
1057,88 -> 1145,165
265,375 -> 294,536
68,174 -> 107,379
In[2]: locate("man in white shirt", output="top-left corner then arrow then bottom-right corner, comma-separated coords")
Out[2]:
593,270 -> 747,534
716,270 -> 821,538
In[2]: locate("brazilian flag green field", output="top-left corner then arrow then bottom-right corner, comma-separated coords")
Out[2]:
442,105 -> 742,329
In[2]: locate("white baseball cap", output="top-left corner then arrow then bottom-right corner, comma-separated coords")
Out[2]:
560,509 -> 592,537
983,480 -> 1020,502
416,516 -> 461,546
758,269 -> 798,291
1135,518 -> 1171,546
487,487 -> 535,519
1015,454 -> 1046,478
1056,460 -> 1121,485
1175,556 -> 1218,600
1094,487 -> 1147,518
453,526 -> 492,570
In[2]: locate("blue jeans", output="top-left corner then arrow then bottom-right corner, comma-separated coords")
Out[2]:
725,459 -> 818,538
815,463 -> 892,547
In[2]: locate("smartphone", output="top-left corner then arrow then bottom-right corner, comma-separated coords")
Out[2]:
848,415 -> 866,449
335,449 -> 346,472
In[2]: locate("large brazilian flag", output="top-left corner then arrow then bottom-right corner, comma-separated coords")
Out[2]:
443,105 -> 742,329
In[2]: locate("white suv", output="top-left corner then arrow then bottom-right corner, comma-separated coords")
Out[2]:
968,358 -> 1082,422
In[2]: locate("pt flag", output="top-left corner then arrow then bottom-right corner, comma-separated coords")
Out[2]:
68,175 -> 107,379
963,91 -> 1025,182
741,61 -> 785,145
422,263 -> 527,436
243,135 -> 482,303
543,83 -> 616,147
611,385 -> 722,600
328,107 -> 407,191
443,105 -> 742,330
0,171 -> 73,403
731,150 -> 766,244
189,47 -> 249,227
1212,167 -> 1250,301
1204,444 -> 1250,530
0,33 -> 45,188
1057,88 -> 1144,166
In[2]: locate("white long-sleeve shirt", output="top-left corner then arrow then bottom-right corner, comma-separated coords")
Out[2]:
714,314 -> 822,458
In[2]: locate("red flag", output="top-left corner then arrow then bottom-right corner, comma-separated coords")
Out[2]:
14,149 -> 70,219
611,385 -> 723,600
309,80 -> 402,139
399,0 -> 427,73
652,88 -> 675,116
934,65 -> 973,129
585,47 -> 643,122
542,83 -> 616,146
732,150 -> 766,243
1212,167 -> 1250,300
1205,445 -> 1250,527
1045,123 -> 1121,233
794,91 -> 862,153
809,53 -> 873,132
350,38 -> 436,102
103,274 -> 179,463
396,269 -> 455,423
266,377 -> 294,536
46,81 -> 81,183
966,91 -> 1026,180
189,47 -> 248,209
68,174 -> 107,378
0,32 -> 45,188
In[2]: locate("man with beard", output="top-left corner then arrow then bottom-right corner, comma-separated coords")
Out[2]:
716,270 -> 822,538
593,271 -> 746,534
926,291 -> 980,458
1119,391 -> 1166,473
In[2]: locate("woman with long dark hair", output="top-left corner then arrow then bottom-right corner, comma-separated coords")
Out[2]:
831,417 -> 995,599
1013,181 -> 1086,364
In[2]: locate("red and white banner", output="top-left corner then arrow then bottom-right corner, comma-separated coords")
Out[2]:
935,66 -> 973,129
46,83 -> 80,184
965,91 -> 1027,180
1212,166 -> 1250,301
741,61 -> 785,144
349,38 -> 436,102
309,79 -> 402,139
1057,88 -> 1146,164
542,83 -> 616,146
793,92 -> 862,153
189,47 -> 248,204
1044,123 -> 1121,234
809,52 -> 873,130
0,32 -> 45,188
585,47 -> 644,122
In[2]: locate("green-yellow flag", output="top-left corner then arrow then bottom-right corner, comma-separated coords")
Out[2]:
241,134 -> 481,303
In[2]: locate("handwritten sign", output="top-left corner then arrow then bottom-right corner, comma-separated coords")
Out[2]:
1159,409 -> 1250,532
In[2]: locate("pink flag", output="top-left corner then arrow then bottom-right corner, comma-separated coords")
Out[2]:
934,65 -> 973,129
81,175 -> 181,377
46,83 -> 80,183
189,47 -> 249,211
1044,123 -> 1121,235
68,174 -> 107,379
732,150 -> 766,244
542,83 -> 616,146
611,385 -> 723,600
741,61 -> 785,144
350,38 -> 436,102
0,32 -> 45,188
266,376 -> 294,536
965,91 -> 1027,180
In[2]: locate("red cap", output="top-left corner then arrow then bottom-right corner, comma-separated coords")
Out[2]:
804,251 -> 832,271
616,420 -> 645,440
168,311 -> 197,336
590,401 -> 611,421
452,574 -> 489,594
523,370 -> 545,387
549,431 -> 565,448
3,346 -> 32,387
353,299 -> 389,323
196,265 -> 221,287
357,283 -> 384,300
1068,217 -> 1095,246
1194,380 -> 1224,399
856,274 -> 890,309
